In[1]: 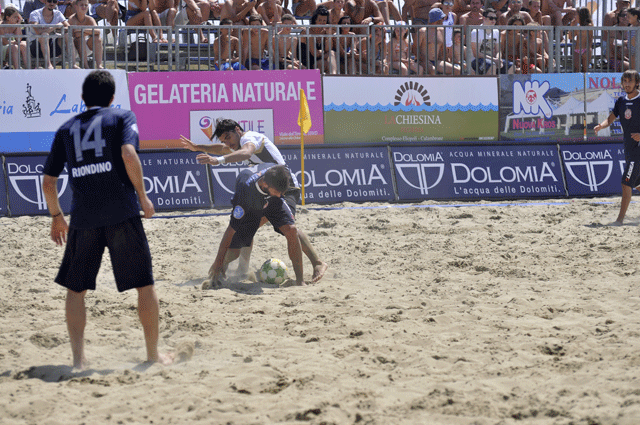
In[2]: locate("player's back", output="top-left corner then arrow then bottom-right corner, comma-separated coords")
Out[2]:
48,107 -> 141,228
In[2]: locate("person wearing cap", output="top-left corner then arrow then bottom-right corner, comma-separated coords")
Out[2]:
414,7 -> 461,74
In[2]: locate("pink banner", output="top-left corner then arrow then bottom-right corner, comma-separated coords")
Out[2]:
128,70 -> 324,149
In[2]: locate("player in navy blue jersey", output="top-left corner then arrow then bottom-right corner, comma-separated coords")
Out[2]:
595,70 -> 640,226
206,165 -> 307,288
180,118 -> 328,284
42,70 -> 173,368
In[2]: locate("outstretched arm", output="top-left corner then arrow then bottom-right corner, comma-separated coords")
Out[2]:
196,140 -> 257,165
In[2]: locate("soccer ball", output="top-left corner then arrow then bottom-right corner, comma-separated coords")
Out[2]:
259,258 -> 289,285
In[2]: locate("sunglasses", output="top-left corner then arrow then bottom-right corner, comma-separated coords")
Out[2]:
46,0 -> 57,3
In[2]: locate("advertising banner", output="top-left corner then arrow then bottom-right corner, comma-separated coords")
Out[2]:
499,73 -> 624,143
323,76 -> 499,144
5,155 -> 72,216
139,151 -> 212,211
392,145 -> 565,201
128,70 -> 324,149
0,70 -> 131,153
0,157 -> 7,216
560,143 -> 626,197
209,146 -> 395,207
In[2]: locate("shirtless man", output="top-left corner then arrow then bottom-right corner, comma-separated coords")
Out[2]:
243,13 -> 270,69
541,0 -> 575,26
528,0 -> 551,25
68,0 -> 103,68
459,0 -> 483,27
258,0 -> 283,24
452,0 -> 470,15
415,7 -> 461,75
344,0 -> 383,33
213,18 -> 244,69
402,0 -> 438,25
274,13 -> 304,69
150,0 -> 176,43
498,0 -> 532,25
221,0 -> 257,24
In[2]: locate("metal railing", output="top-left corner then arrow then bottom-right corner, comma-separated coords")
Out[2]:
1,22 -> 639,74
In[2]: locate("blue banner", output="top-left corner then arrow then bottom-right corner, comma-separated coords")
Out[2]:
139,151 -> 211,211
560,143 -> 626,197
208,146 -> 395,208
392,145 -> 566,201
5,155 -> 72,216
0,157 -> 7,216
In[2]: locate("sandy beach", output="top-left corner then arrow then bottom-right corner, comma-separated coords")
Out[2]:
1,197 -> 640,424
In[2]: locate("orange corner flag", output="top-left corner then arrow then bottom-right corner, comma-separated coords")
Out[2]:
298,89 -> 312,134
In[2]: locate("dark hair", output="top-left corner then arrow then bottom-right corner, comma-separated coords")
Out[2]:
281,13 -> 296,23
622,69 -> 640,89
628,7 -> 640,20
617,8 -> 629,24
220,18 -> 233,25
213,118 -> 242,138
248,14 -> 263,24
263,165 -> 291,195
577,7 -> 592,26
482,7 -> 496,17
507,13 -> 525,25
82,70 -> 115,107
311,5 -> 329,25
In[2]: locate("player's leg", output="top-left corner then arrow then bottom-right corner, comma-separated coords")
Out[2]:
613,184 -> 633,225
66,289 -> 88,369
136,284 -> 173,365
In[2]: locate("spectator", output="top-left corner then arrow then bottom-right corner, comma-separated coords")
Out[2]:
434,0 -> 457,60
488,0 -> 508,20
570,6 -> 592,72
68,0 -> 103,68
300,6 -> 337,73
401,0 -> 437,25
290,0 -> 315,18
242,13 -> 269,69
220,0 -> 257,25
604,0 -> 630,27
317,0 -> 346,25
176,0 -> 211,43
90,0 -> 121,28
528,0 -> 550,25
335,15 -> 362,73
526,21 -> 550,71
607,7 -> 630,72
358,21 -> 388,73
344,0 -> 383,33
22,0 -> 46,21
374,0 -> 401,25
502,13 -> 529,73
150,0 -> 177,43
1,4 -> 29,69
540,0 -> 575,27
448,27 -> 472,73
274,13 -> 304,69
213,17 -> 245,69
498,0 -> 532,25
452,0 -> 469,15
459,0 -> 483,27
28,0 -> 70,69
626,7 -> 639,68
415,8 -> 459,75
469,7 -> 515,74
258,0 -> 282,24
124,0 -> 160,43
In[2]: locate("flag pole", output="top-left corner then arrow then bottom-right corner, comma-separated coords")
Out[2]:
298,88 -> 312,206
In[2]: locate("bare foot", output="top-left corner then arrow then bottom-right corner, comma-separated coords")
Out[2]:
280,278 -> 307,287
150,352 -> 174,366
72,358 -> 90,371
311,262 -> 328,283
73,64 -> 81,69
47,63 -> 55,69
201,278 -> 221,290
159,37 -> 168,43
607,220 -> 623,227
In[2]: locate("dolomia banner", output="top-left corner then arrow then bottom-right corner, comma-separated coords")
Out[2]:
322,76 -> 498,143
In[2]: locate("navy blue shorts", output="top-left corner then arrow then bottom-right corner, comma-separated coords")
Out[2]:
229,196 -> 295,249
55,216 -> 154,293
622,159 -> 640,188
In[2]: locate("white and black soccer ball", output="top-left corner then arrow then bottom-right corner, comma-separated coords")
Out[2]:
259,258 -> 289,285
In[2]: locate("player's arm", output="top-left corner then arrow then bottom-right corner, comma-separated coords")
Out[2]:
122,143 -> 155,219
43,174 -> 69,246
180,135 -> 231,154
594,112 -> 617,135
196,141 -> 257,165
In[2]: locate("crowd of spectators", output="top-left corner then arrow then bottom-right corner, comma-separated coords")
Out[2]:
0,0 -> 638,73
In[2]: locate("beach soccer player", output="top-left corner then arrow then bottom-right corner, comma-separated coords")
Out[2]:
42,70 -> 173,368
594,69 -> 640,226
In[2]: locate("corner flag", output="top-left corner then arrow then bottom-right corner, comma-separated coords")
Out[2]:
298,89 -> 311,134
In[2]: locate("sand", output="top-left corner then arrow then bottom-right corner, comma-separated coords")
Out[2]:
1,197 -> 640,425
